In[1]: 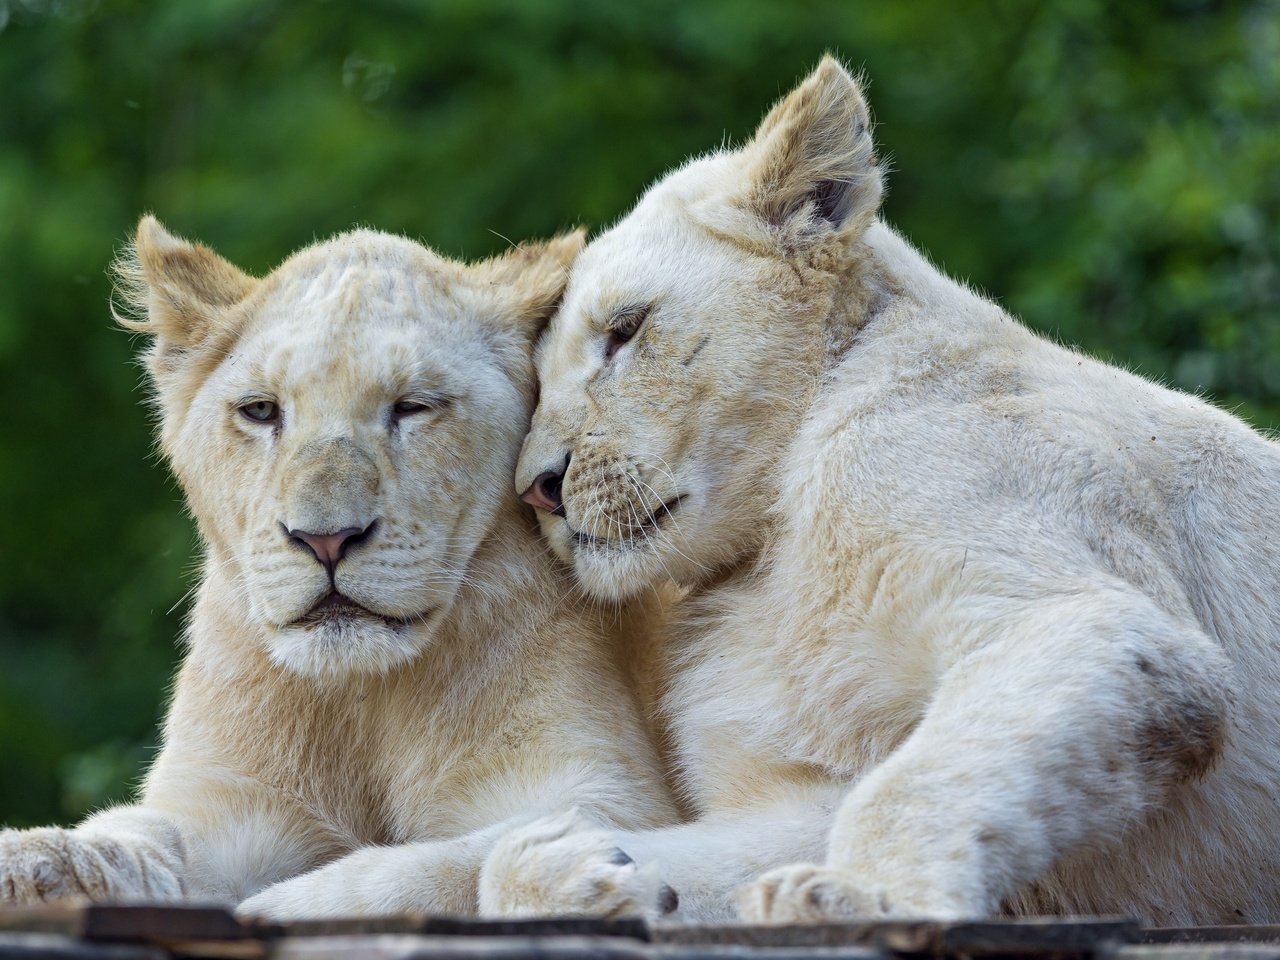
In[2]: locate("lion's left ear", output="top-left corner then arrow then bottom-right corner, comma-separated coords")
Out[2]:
696,55 -> 884,253
476,229 -> 586,341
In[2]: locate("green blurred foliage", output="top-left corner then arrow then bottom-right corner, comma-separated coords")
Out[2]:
0,0 -> 1276,826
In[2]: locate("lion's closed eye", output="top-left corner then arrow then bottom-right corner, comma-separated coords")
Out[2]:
604,305 -> 651,361
392,394 -> 452,421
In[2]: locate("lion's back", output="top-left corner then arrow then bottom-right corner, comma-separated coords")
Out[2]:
774,288 -> 1280,922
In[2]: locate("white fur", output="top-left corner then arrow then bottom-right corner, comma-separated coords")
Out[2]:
480,808 -> 673,919
0,220 -> 679,918
510,57 -> 1280,924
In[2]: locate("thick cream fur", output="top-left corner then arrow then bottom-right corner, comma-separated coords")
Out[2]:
508,56 -> 1280,924
0,219 -> 678,918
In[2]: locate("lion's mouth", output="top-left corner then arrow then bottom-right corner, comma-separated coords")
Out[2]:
292,591 -> 424,630
297,591 -> 370,624
570,494 -> 683,551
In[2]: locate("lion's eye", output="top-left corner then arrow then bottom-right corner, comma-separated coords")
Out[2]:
392,396 -> 448,420
393,399 -> 428,416
239,399 -> 279,424
604,307 -> 649,361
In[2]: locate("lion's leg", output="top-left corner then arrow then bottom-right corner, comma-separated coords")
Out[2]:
237,816 -> 536,920
1,766 -> 336,907
480,798 -> 835,922
236,802 -> 828,923
741,585 -> 1234,922
237,750 -> 679,920
0,805 -> 187,906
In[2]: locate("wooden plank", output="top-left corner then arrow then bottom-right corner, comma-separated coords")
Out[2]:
877,918 -> 1142,955
0,904 -> 248,945
19,904 -> 1280,960
654,944 -> 883,960
421,916 -> 650,940
655,918 -> 1141,954
249,914 -> 651,941
271,934 -> 657,960
248,916 -> 427,939
1143,929 -> 1280,945
653,924 -> 884,948
0,931 -> 166,959
1115,947 -> 1280,960
0,908 -> 86,939
162,940 -> 267,960
81,905 -> 247,943
271,934 -> 883,960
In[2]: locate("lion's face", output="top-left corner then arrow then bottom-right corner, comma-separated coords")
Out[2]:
518,196 -> 807,601
120,220 -> 580,675
515,58 -> 883,600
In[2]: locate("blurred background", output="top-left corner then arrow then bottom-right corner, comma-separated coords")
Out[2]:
1,0 -> 1277,826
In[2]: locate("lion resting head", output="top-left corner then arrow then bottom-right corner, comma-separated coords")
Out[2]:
117,218 -> 582,675
516,56 -> 883,599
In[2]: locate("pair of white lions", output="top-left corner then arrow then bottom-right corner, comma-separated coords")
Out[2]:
3,57 -> 1278,925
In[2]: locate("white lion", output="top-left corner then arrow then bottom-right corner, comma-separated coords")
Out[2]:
0,217 -> 680,919
493,57 -> 1280,925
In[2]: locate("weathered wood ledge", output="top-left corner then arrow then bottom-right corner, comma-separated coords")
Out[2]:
2,905 -> 1279,960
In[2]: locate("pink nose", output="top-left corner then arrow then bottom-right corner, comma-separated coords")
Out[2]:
520,470 -> 564,515
287,525 -> 371,575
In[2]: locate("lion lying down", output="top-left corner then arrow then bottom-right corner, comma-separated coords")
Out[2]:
0,218 -> 679,918
497,57 -> 1280,924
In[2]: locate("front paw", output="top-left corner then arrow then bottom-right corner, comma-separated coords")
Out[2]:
237,878 -> 310,922
737,864 -> 888,924
479,809 -> 677,920
0,826 -> 181,906
237,865 -> 361,922
238,850 -> 404,921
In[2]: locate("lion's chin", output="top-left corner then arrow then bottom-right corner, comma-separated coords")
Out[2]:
570,540 -> 667,604
266,612 -> 434,677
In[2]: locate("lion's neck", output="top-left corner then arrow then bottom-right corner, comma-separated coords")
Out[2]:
679,224 -> 964,600
819,223 -> 918,367
853,221 -> 1008,343
439,496 -> 569,649
187,555 -> 272,665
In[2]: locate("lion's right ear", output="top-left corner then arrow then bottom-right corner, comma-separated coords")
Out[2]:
695,56 -> 884,255
112,216 -> 257,364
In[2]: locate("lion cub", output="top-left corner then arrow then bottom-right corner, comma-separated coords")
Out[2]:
499,58 -> 1280,924
0,218 -> 678,918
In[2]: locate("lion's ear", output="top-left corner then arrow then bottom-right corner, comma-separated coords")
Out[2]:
476,228 -> 586,342
113,215 -> 257,356
699,55 -> 884,250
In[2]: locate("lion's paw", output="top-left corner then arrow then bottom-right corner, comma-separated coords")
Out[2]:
0,826 -> 181,906
479,809 -> 677,920
737,864 -> 888,924
237,876 -> 320,922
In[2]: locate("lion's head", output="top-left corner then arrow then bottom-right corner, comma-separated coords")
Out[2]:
515,57 -> 884,600
117,218 -> 581,675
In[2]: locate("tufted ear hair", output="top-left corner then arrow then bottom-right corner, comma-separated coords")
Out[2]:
475,228 -> 586,342
112,215 -> 258,375
698,55 -> 884,253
